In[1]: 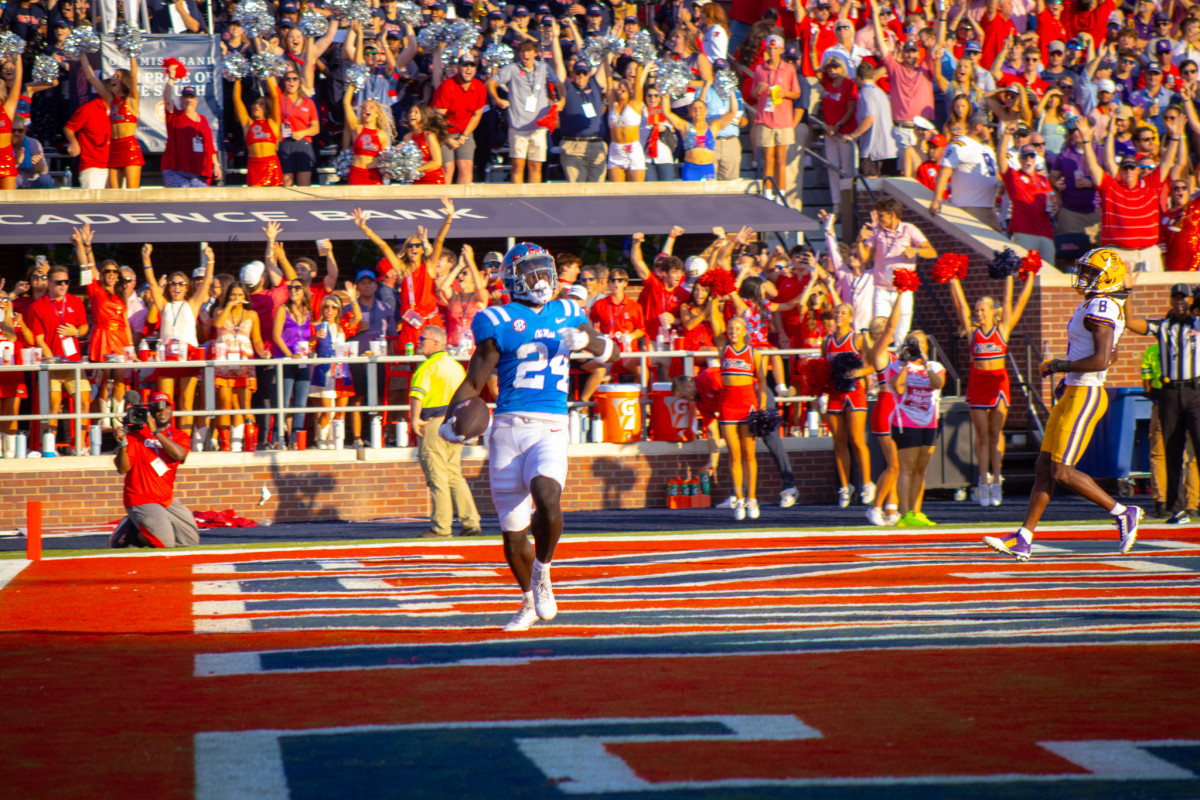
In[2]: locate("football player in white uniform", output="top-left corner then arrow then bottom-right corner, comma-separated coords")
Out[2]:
985,248 -> 1143,561
441,243 -> 618,631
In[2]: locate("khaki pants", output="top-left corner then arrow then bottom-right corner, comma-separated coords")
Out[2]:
1149,403 -> 1200,508
1055,207 -> 1101,242
1011,232 -> 1056,263
418,414 -> 481,536
714,137 -> 741,180
958,205 -> 1003,232
560,140 -> 607,182
1112,244 -> 1164,274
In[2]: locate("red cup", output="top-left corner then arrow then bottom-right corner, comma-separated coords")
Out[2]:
294,430 -> 308,450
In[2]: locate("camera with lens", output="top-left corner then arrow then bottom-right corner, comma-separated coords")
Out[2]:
124,403 -> 150,430
897,336 -> 924,363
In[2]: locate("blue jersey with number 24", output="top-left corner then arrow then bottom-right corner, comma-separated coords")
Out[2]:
472,298 -> 588,416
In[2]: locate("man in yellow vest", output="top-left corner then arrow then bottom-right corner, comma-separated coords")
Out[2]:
411,326 -> 482,538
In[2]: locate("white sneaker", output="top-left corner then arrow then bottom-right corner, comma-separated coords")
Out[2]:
533,580 -> 557,621
733,497 -> 746,520
990,481 -> 1002,507
860,482 -> 876,505
746,499 -> 760,519
978,483 -> 990,507
716,494 -> 737,509
779,487 -> 798,508
865,506 -> 885,526
837,486 -> 852,508
503,604 -> 538,631
884,510 -> 900,526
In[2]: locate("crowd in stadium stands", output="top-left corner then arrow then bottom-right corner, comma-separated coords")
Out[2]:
0,0 -> 1199,264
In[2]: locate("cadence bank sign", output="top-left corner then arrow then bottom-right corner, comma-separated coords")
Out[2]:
0,195 -> 809,244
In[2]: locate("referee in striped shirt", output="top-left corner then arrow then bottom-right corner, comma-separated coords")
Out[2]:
1147,283 -> 1200,524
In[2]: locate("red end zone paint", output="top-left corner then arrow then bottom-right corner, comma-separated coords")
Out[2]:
2,528 -> 1199,798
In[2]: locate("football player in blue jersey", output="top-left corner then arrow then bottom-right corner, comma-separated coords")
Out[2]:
441,243 -> 618,631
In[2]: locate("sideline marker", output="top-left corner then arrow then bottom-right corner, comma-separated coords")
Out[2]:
27,501 -> 42,561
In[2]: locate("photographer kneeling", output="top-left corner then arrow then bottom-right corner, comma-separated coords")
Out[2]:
108,391 -> 200,549
887,331 -> 946,528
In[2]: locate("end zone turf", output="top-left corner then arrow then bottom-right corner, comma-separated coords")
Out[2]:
2,525 -> 1199,799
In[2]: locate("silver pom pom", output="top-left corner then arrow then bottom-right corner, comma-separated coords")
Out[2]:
628,29 -> 656,65
481,42 -> 513,72
714,66 -> 738,97
343,0 -> 373,26
250,51 -> 287,80
583,32 -> 621,67
345,62 -> 369,90
299,11 -> 329,37
115,22 -> 146,58
239,0 -> 268,18
240,13 -> 272,39
62,27 -> 101,60
417,22 -> 446,52
397,0 -> 421,26
654,58 -> 690,99
378,140 -> 425,184
333,149 -> 354,179
32,54 -> 60,85
0,31 -> 25,61
222,51 -> 250,81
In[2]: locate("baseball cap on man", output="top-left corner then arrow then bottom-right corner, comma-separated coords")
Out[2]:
149,391 -> 175,410
1048,40 -> 1066,53
1113,105 -> 1135,119
488,9 -> 502,18
180,86 -> 197,97
355,269 -> 377,282
963,41 -> 981,54
1156,38 -> 1173,53
969,109 -> 991,125
1095,78 -> 1117,93
240,260 -> 265,285
513,6 -> 529,16
928,133 -> 948,148
1019,144 -> 1038,158
1146,62 -> 1164,73
1171,282 -> 1193,297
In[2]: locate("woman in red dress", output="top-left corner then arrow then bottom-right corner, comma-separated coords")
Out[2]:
234,75 -> 283,187
0,56 -> 22,190
80,53 -> 144,189
343,85 -> 395,186
73,225 -> 134,424
0,284 -> 34,456
404,104 -> 447,185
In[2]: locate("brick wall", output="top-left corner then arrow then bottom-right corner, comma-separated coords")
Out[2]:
0,446 -> 839,531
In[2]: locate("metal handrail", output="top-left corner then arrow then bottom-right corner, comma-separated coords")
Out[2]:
924,334 -> 961,397
1010,332 -> 1050,440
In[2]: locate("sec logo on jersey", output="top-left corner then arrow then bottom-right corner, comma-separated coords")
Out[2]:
513,319 -> 527,332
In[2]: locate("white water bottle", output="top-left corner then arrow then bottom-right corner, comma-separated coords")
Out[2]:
806,409 -> 821,436
370,415 -> 383,449
333,419 -> 345,450
41,430 -> 56,457
89,425 -> 102,455
590,413 -> 603,443
396,419 -> 409,447
568,408 -> 581,443
15,432 -> 27,458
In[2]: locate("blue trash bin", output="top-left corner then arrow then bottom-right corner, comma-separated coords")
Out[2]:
1073,388 -> 1153,480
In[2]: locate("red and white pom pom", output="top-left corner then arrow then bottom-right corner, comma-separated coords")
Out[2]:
1019,251 -> 1042,281
163,57 -> 188,80
931,253 -> 969,284
892,268 -> 921,293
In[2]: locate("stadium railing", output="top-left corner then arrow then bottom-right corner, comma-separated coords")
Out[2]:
0,347 -> 828,452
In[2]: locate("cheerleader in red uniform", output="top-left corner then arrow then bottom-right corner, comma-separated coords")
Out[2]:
343,85 -> 394,186
823,302 -> 873,509
72,224 -> 134,426
0,286 -> 34,457
863,299 -> 904,526
949,272 -> 1036,507
81,53 -> 144,189
404,104 -> 447,185
0,56 -> 22,190
234,76 -> 283,187
719,316 -> 766,521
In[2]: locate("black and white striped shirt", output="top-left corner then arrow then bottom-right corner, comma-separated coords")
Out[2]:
1148,315 -> 1200,383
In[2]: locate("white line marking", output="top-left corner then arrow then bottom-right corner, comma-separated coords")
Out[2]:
0,559 -> 30,591
192,580 -> 242,596
195,651 -> 262,677
194,618 -> 254,633
1107,560 -> 1193,572
193,601 -> 247,615
1041,740 -> 1198,779
195,730 -> 289,800
338,578 -> 395,590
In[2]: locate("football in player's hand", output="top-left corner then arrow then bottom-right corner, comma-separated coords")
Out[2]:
449,397 -> 490,440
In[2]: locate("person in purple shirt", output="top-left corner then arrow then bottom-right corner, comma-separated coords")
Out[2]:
1048,123 -> 1100,241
